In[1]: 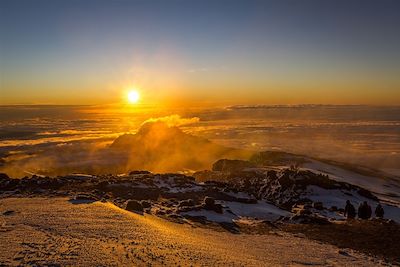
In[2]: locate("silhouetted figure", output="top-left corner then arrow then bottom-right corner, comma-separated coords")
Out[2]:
375,203 -> 384,218
358,201 -> 372,219
344,200 -> 356,219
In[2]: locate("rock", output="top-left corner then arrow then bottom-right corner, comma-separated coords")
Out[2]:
338,250 -> 350,256
299,208 -> 312,216
167,214 -> 182,219
154,209 -> 166,216
125,200 -> 143,212
177,199 -> 195,208
212,203 -> 223,214
0,173 -> 10,181
357,188 -> 378,201
2,210 -> 15,216
313,202 -> 324,210
140,200 -> 152,208
202,196 -> 223,214
203,196 -> 215,206
329,206 -> 338,212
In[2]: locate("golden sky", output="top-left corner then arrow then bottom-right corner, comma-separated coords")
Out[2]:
1,1 -> 400,106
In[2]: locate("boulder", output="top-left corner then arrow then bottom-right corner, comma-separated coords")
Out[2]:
313,202 -> 324,210
125,200 -> 144,212
203,196 -> 215,206
202,196 -> 223,214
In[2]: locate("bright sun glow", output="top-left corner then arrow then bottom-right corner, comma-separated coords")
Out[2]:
127,90 -> 140,104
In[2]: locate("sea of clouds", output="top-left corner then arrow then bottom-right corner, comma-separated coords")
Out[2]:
1,105 -> 399,177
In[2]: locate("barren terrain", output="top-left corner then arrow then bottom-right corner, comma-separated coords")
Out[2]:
0,197 -> 385,266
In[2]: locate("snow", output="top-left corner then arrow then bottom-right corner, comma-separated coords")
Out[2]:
304,185 -> 400,222
303,160 -> 400,204
222,201 -> 290,221
305,185 -> 369,209
224,191 -> 254,199
182,209 -> 238,223
182,201 -> 290,224
153,176 -> 203,193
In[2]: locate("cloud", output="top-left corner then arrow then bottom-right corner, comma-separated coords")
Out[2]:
142,115 -> 200,127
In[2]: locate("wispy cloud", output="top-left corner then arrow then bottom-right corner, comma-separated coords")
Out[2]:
143,114 -> 199,127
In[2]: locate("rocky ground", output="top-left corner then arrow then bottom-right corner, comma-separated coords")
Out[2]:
1,157 -> 400,265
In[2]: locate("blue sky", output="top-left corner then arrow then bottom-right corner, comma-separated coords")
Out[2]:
1,0 -> 400,105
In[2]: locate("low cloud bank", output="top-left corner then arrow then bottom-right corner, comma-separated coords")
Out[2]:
0,115 -> 251,178
143,115 -> 200,127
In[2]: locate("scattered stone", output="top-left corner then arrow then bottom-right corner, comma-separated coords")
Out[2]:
178,199 -> 195,208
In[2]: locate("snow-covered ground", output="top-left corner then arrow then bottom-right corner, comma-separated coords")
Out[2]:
0,197 -> 385,266
182,200 -> 290,223
303,159 -> 400,205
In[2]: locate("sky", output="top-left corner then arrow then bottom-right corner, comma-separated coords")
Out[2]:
1,0 -> 400,106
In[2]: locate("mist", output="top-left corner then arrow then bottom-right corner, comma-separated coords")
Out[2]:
1,106 -> 399,178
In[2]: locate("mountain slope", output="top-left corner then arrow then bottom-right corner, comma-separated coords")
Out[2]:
0,197 -> 382,266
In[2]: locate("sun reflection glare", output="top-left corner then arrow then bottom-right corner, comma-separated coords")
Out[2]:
127,90 -> 140,104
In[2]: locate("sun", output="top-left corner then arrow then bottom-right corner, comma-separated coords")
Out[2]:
127,90 -> 140,104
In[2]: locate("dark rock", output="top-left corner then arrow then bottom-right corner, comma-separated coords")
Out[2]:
329,206 -> 338,212
212,203 -> 223,214
218,222 -> 240,234
298,208 -> 312,216
203,196 -> 215,206
2,210 -> 15,216
313,202 -> 324,210
0,173 -> 10,181
167,214 -> 182,219
202,196 -> 223,213
177,199 -> 195,208
357,188 -> 378,201
140,200 -> 152,208
125,200 -> 144,212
